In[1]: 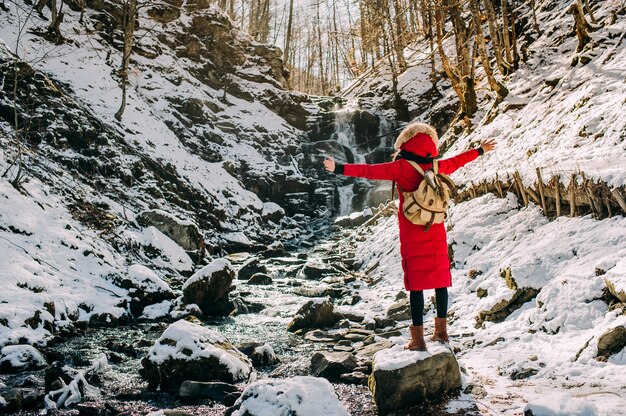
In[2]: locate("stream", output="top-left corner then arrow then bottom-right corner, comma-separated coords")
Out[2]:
0,230 -> 383,415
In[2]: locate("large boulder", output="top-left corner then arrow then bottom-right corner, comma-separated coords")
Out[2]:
136,210 -> 204,252
386,298 -> 411,321
0,345 -> 47,374
117,264 -> 176,316
225,376 -> 349,416
287,299 -> 342,332
368,345 -> 462,413
182,259 -> 235,316
597,326 -> 626,358
310,351 -> 357,380
141,320 -> 254,392
261,202 -> 285,223
237,258 -> 267,280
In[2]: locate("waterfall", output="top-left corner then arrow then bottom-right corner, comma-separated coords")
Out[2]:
337,184 -> 355,216
328,98 -> 397,214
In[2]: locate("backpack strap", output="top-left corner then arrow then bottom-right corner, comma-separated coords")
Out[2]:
433,159 -> 439,174
405,160 -> 426,176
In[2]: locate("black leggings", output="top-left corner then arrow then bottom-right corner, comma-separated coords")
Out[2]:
409,288 -> 448,326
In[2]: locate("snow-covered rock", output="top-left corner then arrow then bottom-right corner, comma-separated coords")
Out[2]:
0,345 -> 47,374
368,344 -> 461,412
524,393 -> 599,416
182,259 -> 235,316
261,202 -> 285,223
136,210 -> 204,253
142,319 -> 253,392
117,265 -> 175,316
227,376 -> 349,416
604,259 -> 626,302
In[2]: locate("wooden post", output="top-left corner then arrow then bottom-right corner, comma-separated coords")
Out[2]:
495,174 -> 504,198
526,188 -> 541,205
536,168 -> 548,215
582,174 -> 601,218
605,199 -> 612,218
611,188 -> 626,214
555,177 -> 561,217
569,174 -> 577,217
514,172 -> 529,206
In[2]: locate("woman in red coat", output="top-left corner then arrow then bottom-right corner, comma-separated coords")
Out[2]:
324,122 -> 495,350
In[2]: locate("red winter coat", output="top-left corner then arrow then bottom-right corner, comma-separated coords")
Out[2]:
341,134 -> 480,291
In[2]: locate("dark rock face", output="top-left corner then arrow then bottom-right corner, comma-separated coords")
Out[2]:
310,351 -> 357,380
182,259 -> 235,316
237,258 -> 267,280
179,381 -> 241,405
142,320 -> 253,392
287,299 -> 342,332
368,346 -> 462,412
136,210 -> 204,252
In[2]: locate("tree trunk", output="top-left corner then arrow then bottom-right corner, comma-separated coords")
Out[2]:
469,0 -> 508,103
582,0 -> 597,24
483,0 -> 510,75
283,0 -> 294,64
568,1 -> 592,52
115,0 -> 137,121
529,0 -> 541,35
501,0 -> 513,66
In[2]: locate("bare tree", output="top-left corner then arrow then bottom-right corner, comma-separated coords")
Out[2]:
114,0 -> 137,121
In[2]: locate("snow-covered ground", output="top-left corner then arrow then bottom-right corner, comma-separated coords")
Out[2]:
350,193 -> 626,415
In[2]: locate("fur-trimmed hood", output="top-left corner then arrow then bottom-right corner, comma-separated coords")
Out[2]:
394,122 -> 439,157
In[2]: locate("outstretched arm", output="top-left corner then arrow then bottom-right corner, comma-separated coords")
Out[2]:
439,139 -> 496,175
324,157 -> 403,181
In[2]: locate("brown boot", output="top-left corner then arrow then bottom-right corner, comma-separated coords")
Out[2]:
431,317 -> 449,343
404,325 -> 427,351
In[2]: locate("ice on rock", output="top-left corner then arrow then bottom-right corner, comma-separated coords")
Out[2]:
0,345 -> 47,373
229,376 -> 349,416
524,393 -> 599,416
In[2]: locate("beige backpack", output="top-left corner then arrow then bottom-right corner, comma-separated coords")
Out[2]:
398,160 -> 456,231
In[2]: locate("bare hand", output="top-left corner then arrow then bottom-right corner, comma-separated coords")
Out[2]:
323,156 -> 336,172
480,139 -> 497,153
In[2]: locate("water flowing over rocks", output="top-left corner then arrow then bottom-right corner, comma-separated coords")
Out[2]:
182,259 -> 235,316
141,320 -> 254,392
368,345 -> 462,412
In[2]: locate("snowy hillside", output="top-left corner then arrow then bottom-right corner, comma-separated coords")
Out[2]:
349,194 -> 626,415
0,1 -> 326,350
344,1 -> 626,191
